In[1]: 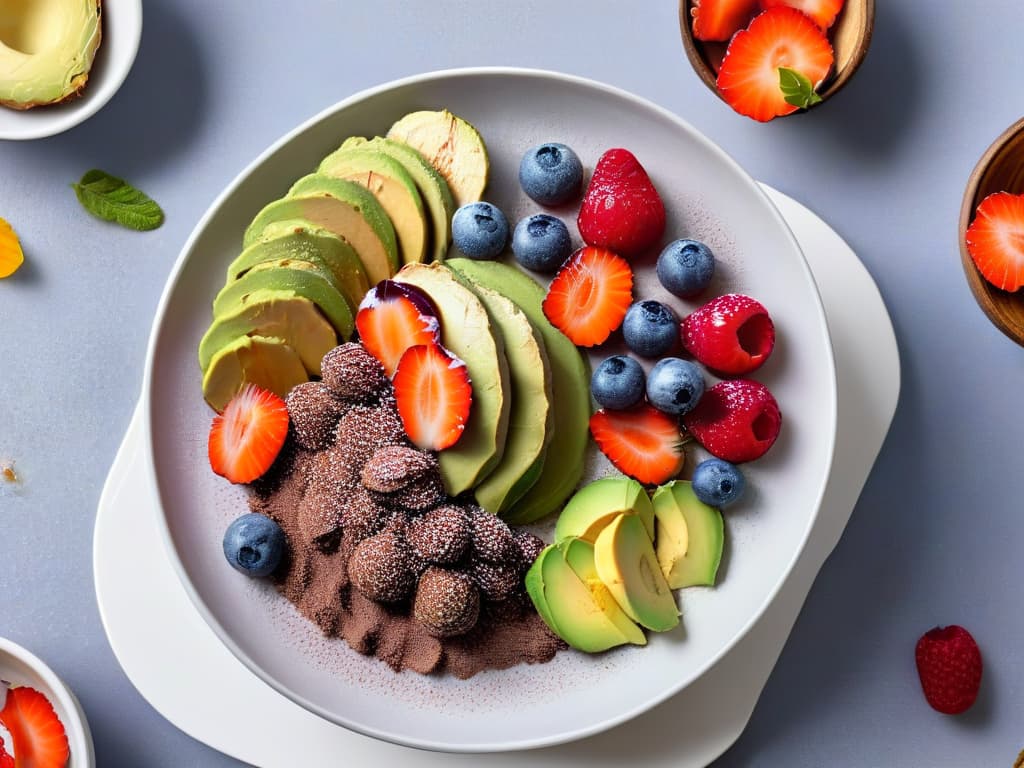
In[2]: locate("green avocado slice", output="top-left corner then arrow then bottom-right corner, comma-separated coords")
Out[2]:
393,262 -> 510,496
447,259 -> 590,524
561,538 -> 647,647
555,476 -> 655,544
198,290 -> 338,376
387,110 -> 489,208
232,221 -> 369,310
212,259 -> 354,341
449,272 -> 553,514
202,335 -> 308,412
318,147 -> 428,266
342,136 -> 455,263
0,0 -> 101,109
651,481 -> 725,589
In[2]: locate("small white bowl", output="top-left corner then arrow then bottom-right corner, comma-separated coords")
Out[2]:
0,637 -> 95,767
0,0 -> 142,141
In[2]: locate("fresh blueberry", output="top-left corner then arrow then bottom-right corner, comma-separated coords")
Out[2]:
646,357 -> 705,416
512,214 -> 572,272
519,143 -> 584,206
622,300 -> 679,358
657,239 -> 715,298
223,513 -> 287,578
452,201 -> 509,259
591,355 -> 646,410
692,459 -> 746,508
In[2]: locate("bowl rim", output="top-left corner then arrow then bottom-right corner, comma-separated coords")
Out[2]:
0,636 -> 95,766
0,0 -> 143,141
140,66 -> 838,752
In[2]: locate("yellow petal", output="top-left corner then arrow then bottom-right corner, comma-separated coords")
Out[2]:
0,217 -> 25,278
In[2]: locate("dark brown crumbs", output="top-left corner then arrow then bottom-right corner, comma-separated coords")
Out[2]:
407,505 -> 470,565
286,381 -> 347,450
348,528 -> 415,603
468,507 -> 517,565
320,342 -> 388,401
469,560 -> 524,603
512,529 -> 546,571
360,445 -> 439,493
413,567 -> 481,638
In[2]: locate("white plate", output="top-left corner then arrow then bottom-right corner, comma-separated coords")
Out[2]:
141,68 -> 837,752
0,0 -> 142,141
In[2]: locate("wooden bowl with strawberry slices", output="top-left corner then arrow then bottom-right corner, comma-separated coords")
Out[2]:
959,116 -> 1024,346
679,0 -> 874,122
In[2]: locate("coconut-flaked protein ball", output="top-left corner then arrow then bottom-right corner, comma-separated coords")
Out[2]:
339,486 -> 391,544
361,445 -> 439,493
407,505 -> 471,565
512,529 -> 546,572
469,560 -> 523,603
286,381 -> 347,450
348,527 -> 415,603
320,343 -> 388,402
413,567 -> 481,638
468,507 -> 517,565
335,402 -> 407,464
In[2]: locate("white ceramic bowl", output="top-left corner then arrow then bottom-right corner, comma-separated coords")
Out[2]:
0,637 -> 94,767
145,68 -> 837,752
0,0 -> 142,141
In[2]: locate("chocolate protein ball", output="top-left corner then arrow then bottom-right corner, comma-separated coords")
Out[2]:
468,507 -> 516,565
407,505 -> 471,565
286,381 -> 347,450
360,445 -> 438,493
335,402 -> 407,464
469,560 -> 523,603
296,493 -> 343,551
348,527 -> 415,603
413,567 -> 481,638
512,529 -> 546,572
320,343 -> 388,402
339,486 -> 390,544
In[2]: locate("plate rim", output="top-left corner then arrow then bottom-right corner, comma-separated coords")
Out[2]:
140,66 -> 839,752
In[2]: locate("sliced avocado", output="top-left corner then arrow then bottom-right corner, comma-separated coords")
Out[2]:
343,136 -> 455,262
203,335 -> 308,412
651,481 -> 725,589
233,221 -> 369,310
393,262 -> 511,496
319,148 -> 428,266
198,290 -> 338,376
555,476 -> 655,544
212,260 -> 354,341
594,513 -> 679,633
0,0 -> 101,110
561,538 -> 646,646
243,180 -> 397,285
387,110 -> 489,208
525,545 -> 558,632
453,276 -> 553,514
448,259 -> 590,524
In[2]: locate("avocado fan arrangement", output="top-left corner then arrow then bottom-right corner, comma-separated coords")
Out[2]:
199,106 -> 783,665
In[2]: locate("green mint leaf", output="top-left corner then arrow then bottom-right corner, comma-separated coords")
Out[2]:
778,67 -> 823,109
71,169 -> 164,231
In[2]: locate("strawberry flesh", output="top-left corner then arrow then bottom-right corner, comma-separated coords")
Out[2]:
543,246 -> 634,347
683,379 -> 781,462
577,149 -> 666,259
590,404 -> 686,485
356,280 -> 441,377
0,686 -> 69,768
915,625 -> 983,715
965,191 -> 1024,292
209,384 -> 290,484
692,0 -> 760,41
682,293 -> 775,376
393,342 -> 472,451
0,735 -> 13,768
717,7 -> 834,122
759,0 -> 845,29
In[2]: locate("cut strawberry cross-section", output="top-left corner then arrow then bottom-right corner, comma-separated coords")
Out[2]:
692,0 -> 760,42
0,686 -> 69,768
393,342 -> 473,451
208,384 -> 290,484
759,0 -> 845,29
590,403 -> 687,485
355,279 -> 441,377
965,191 -> 1024,292
543,246 -> 634,347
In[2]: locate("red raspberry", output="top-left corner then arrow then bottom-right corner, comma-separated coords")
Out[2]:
915,625 -> 983,715
681,293 -> 775,376
682,379 -> 781,462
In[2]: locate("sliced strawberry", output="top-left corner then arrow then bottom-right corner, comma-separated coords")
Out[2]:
0,686 -> 69,768
0,735 -> 13,768
209,384 -> 290,484
355,280 -> 441,377
393,342 -> 472,451
543,246 -> 634,347
717,7 -> 834,122
590,404 -> 686,485
759,0 -> 844,29
965,192 -> 1024,292
692,0 -> 760,42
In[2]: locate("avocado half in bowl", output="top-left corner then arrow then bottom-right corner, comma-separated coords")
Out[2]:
143,69 -> 837,751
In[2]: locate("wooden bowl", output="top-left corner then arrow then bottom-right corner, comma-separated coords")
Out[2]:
678,0 -> 875,115
958,117 -> 1024,346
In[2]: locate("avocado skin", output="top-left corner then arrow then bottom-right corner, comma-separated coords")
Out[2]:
447,258 -> 590,524
651,481 -> 725,589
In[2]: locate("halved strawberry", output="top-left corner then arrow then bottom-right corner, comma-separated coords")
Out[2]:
965,192 -> 1024,292
0,734 -> 13,768
543,246 -> 634,347
0,686 -> 69,768
393,342 -> 472,451
692,0 -> 759,42
355,280 -> 441,377
759,0 -> 844,29
717,7 -> 834,122
590,404 -> 686,485
209,384 -> 289,484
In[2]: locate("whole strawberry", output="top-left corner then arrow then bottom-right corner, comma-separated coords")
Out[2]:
577,148 -> 666,259
915,625 -> 982,715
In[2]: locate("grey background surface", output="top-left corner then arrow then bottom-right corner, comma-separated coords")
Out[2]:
0,0 -> 1020,765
